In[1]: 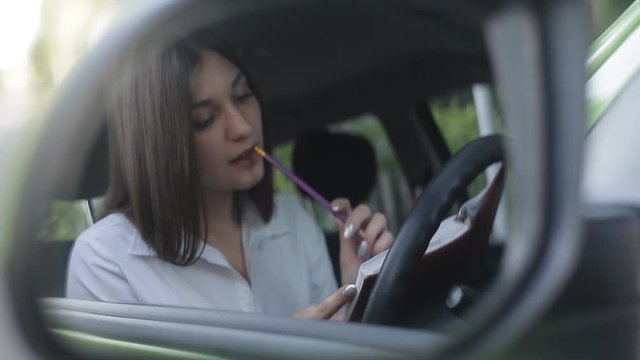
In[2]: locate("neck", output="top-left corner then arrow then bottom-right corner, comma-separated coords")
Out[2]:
201,190 -> 239,244
201,189 -> 249,283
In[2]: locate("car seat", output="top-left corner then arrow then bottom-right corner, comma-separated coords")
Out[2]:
292,128 -> 377,284
34,124 -> 109,297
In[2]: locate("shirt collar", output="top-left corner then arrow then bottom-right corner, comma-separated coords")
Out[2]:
127,231 -> 157,256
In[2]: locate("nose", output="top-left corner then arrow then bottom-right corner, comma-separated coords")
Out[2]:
224,103 -> 251,141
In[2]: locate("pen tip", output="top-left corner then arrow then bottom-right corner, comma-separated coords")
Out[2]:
253,146 -> 266,157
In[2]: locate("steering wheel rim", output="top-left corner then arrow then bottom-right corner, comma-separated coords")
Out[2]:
362,134 -> 505,325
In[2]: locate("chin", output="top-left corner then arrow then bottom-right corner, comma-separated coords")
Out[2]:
238,168 -> 264,190
236,178 -> 262,191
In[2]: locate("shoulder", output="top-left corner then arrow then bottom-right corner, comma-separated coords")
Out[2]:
272,193 -> 316,223
66,213 -> 140,301
72,212 -> 138,256
273,193 -> 306,214
77,212 -> 136,241
271,193 -> 321,232
243,193 -> 321,239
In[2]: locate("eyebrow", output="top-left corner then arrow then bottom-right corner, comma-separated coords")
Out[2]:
191,72 -> 246,110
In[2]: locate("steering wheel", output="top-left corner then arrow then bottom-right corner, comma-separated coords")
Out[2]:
361,134 -> 504,326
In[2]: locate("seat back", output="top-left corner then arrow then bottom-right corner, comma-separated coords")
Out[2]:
36,124 -> 109,298
293,128 -> 377,283
35,240 -> 76,297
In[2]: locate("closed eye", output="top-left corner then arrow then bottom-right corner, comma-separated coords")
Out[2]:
235,91 -> 254,103
193,116 -> 216,131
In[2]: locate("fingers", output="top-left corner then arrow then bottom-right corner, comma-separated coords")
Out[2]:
331,199 -> 396,285
331,198 -> 353,237
331,198 -> 352,224
362,213 -> 386,254
345,207 -> 390,259
372,230 -> 394,255
294,284 -> 357,320
342,204 -> 371,239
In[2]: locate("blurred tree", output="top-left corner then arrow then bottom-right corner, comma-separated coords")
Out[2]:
431,90 -> 480,154
41,201 -> 91,240
34,0 -> 118,240
431,89 -> 494,196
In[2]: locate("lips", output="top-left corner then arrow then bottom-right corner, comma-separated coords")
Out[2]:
230,146 -> 258,164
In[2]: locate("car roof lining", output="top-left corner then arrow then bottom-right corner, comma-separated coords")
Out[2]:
201,0 -> 490,118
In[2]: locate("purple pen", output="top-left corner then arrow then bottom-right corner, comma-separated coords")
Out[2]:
254,146 -> 348,223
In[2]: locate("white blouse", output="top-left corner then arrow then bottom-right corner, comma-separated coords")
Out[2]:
66,194 -> 337,316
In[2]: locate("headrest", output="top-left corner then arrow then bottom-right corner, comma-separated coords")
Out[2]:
292,129 -> 377,205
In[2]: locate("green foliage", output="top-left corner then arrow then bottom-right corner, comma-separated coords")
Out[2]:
42,201 -> 90,241
431,95 -> 480,153
273,142 -> 297,195
431,93 -> 488,196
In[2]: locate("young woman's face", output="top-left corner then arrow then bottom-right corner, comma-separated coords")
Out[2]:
190,51 -> 264,193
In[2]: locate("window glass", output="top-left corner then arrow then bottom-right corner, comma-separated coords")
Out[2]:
42,200 -> 92,241
430,87 -> 509,242
430,89 -> 498,197
431,90 -> 480,154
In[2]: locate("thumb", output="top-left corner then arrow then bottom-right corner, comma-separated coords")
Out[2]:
293,284 -> 357,319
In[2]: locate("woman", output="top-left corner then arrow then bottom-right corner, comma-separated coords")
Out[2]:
66,40 -> 394,319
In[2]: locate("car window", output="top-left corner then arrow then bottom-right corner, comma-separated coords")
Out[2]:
430,86 -> 509,242
431,90 -> 480,154
42,200 -> 93,241
430,87 -> 504,197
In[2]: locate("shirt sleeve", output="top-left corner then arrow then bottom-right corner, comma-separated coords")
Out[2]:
66,233 -> 137,303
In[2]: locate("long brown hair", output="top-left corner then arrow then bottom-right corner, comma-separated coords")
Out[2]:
103,40 -> 274,265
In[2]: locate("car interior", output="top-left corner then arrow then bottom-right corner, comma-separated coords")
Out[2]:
25,0 -> 502,356
8,0 -> 640,359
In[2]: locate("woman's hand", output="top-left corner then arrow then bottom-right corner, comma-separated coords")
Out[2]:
294,284 -> 357,320
331,198 -> 395,286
